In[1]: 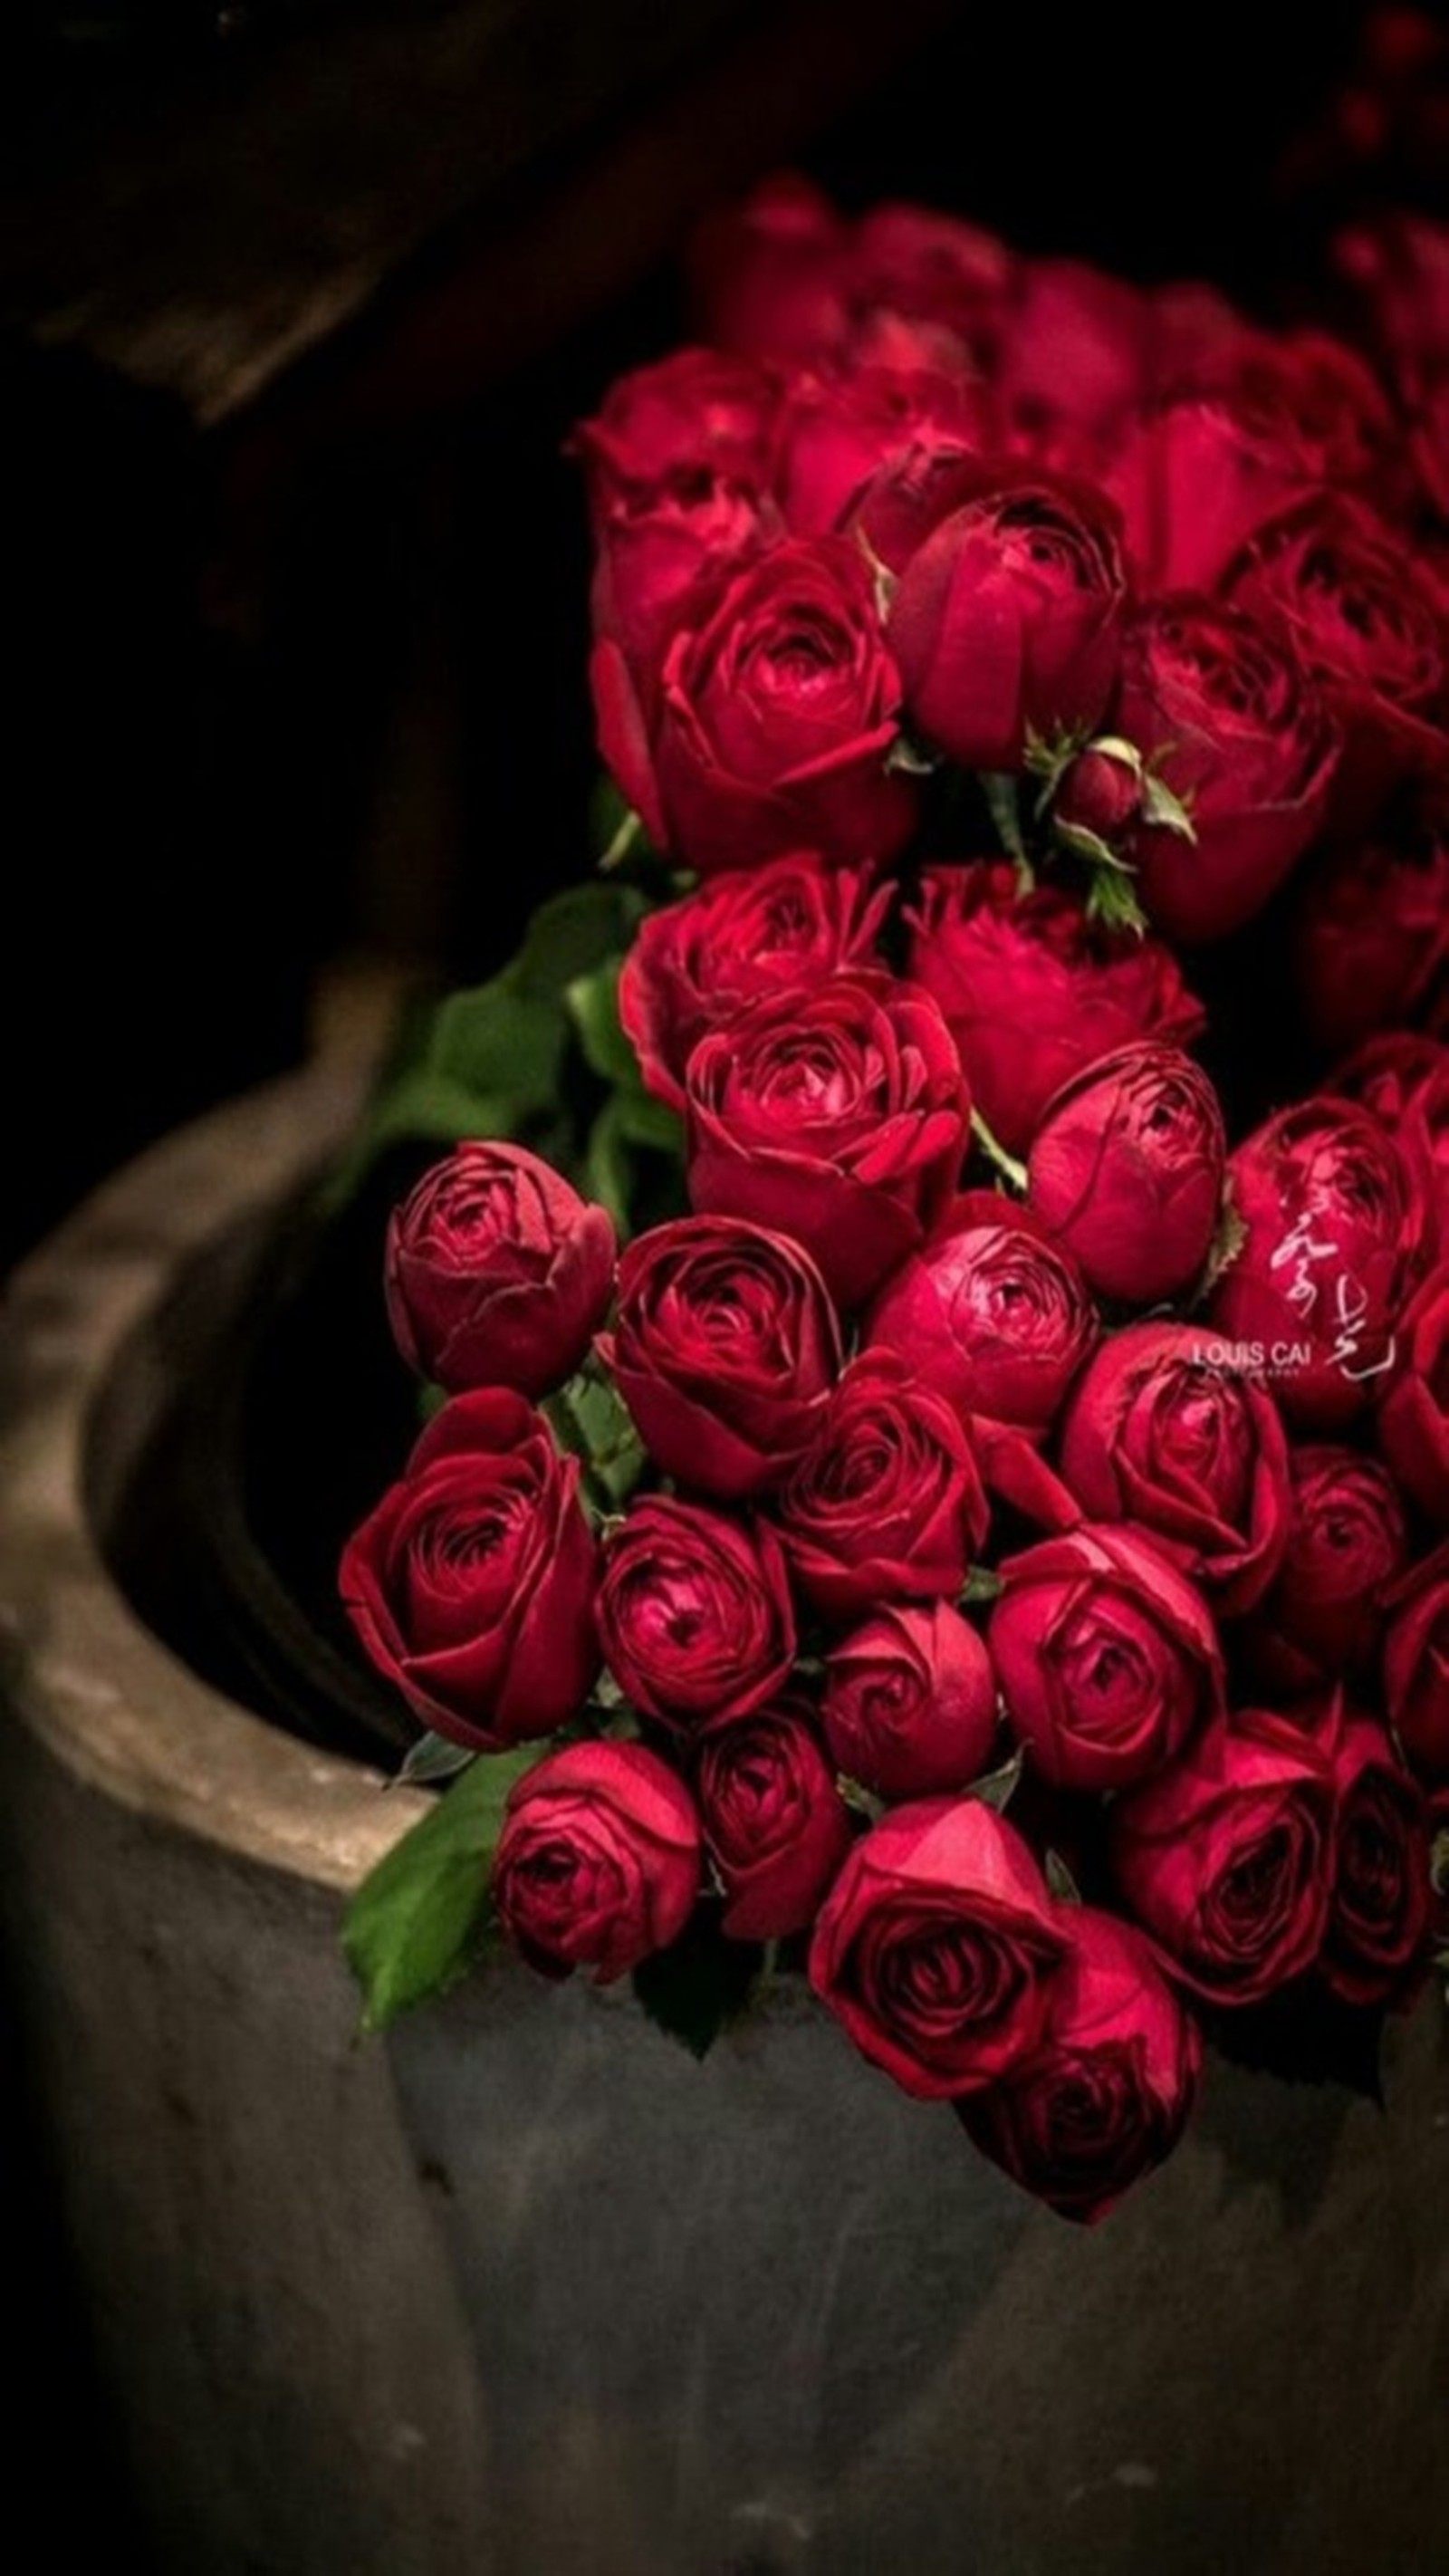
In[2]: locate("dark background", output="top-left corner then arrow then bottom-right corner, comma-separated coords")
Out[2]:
0,2 -> 1422,2561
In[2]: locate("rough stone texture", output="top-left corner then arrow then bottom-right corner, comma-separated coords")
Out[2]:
0,1071 -> 1446,2575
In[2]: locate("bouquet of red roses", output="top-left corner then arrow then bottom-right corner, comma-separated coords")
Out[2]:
338,177 -> 1449,2226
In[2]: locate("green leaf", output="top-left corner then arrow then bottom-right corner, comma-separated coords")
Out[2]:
1045,1848 -> 1082,1904
428,980 -> 565,1109
885,732 -> 942,778
969,1107 -> 1029,1196
566,956 -> 641,1088
1142,771 -> 1196,841
631,1909 -> 765,2060
544,1367 -> 647,1512
967,1745 -> 1024,1813
1194,1179 -> 1250,1304
394,1731 -> 475,1788
343,1744 -> 544,2033
836,1773 -> 888,1824
584,1094 -> 635,1235
958,1566 -> 1004,1608
612,1088 -> 685,1154
1083,861 -> 1148,938
982,771 -> 1027,865
510,881 -> 647,999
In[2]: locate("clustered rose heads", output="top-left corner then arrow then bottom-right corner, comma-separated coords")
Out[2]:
340,175 -> 1449,2234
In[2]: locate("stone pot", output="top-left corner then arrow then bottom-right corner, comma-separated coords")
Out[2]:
1,1067 -> 1446,2576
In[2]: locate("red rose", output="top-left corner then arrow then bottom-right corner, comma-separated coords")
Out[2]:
808,1797 -> 1067,2099
493,1741 -> 700,1984
595,1496 -> 795,1737
1330,1033 -> 1449,1228
1383,1537 -> 1449,1778
599,1215 -> 841,1499
695,1702 -> 853,1940
1377,1264 -> 1449,1525
618,854 -> 889,1113
883,465 -> 1128,772
1334,209 -> 1449,395
1110,1706 -> 1336,2006
339,1389 -> 598,1752
1293,813 -> 1449,1054
903,861 -> 1204,1158
572,347 -> 776,509
821,1600 -> 999,1802
688,174 -> 851,370
1210,1099 -> 1423,1430
1056,1322 -> 1291,1615
956,1907 -> 1202,2224
864,1190 -> 1098,1439
684,972 -> 969,1310
1225,496 -> 1449,829
1319,1702 -> 1432,2007
772,1352 -> 989,1622
384,1143 -> 616,1400
590,476 -> 780,672
1115,596 -> 1339,943
989,1523 -> 1225,1793
849,200 -> 1014,373
1166,328 -> 1402,503
1107,393 -> 1328,595
1027,1043 -> 1226,1307
593,537 -> 916,878
996,257 -> 1151,442
772,366 -> 994,536
1242,1445 -> 1407,1697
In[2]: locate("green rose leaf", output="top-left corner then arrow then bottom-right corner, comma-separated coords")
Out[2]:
343,1744 -> 544,2033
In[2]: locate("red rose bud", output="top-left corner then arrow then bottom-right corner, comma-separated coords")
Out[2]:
822,1600 -> 999,1802
590,476 -> 780,671
865,1191 -> 1097,1441
1225,495 -> 1449,830
493,1742 -> 700,1985
1053,744 -> 1144,842
1116,597 -> 1339,944
884,466 -> 1127,773
1377,1264 -> 1449,1524
591,538 -> 916,879
1293,817 -> 1449,1056
339,1390 -> 598,1753
571,346 -> 776,512
1107,392 -> 1325,595
989,1523 -> 1225,1793
956,1907 -> 1202,2224
773,1352 -> 989,1623
1057,1322 -> 1291,1615
1319,1702 -> 1432,2008
904,861 -> 1204,1158
687,174 -> 851,370
684,972 -> 969,1311
1330,1033 -> 1449,1228
599,1215 -> 842,1500
595,1497 -> 795,1738
1383,1536 -> 1449,1778
384,1143 -> 616,1400
1027,1043 -> 1226,1307
772,365 -> 995,536
618,854 -> 889,1113
1210,1099 -> 1424,1430
1242,1445 -> 1407,1697
1110,1706 -> 1336,2007
808,1797 -> 1067,2100
696,1703 -> 853,1940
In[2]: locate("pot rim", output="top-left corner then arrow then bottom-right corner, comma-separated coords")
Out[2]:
0,1063 -> 430,1892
